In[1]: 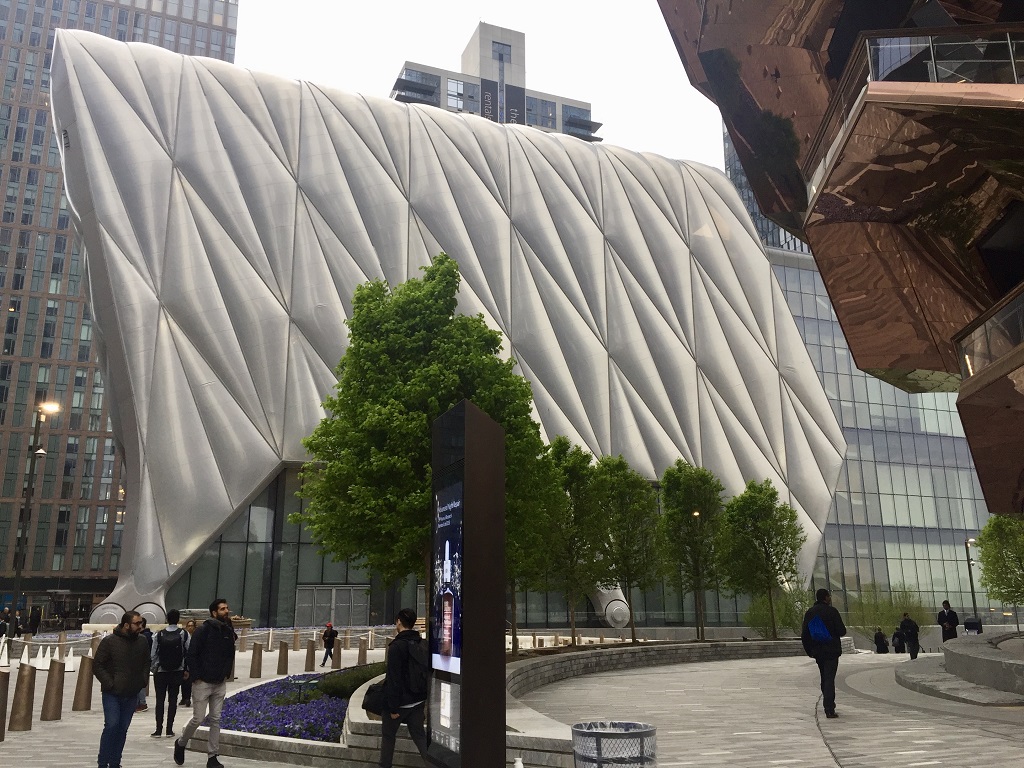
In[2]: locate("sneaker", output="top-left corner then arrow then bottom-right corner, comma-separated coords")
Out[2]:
207,756 -> 224,768
151,729 -> 163,737
136,704 -> 148,712
174,739 -> 186,765
167,729 -> 176,737
825,712 -> 839,719
180,700 -> 191,706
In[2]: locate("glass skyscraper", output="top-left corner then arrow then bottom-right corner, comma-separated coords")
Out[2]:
0,0 -> 238,624
725,130 -> 992,618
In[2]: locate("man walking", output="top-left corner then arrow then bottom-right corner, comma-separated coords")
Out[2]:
152,608 -> 190,738
379,608 -> 431,768
801,588 -> 846,719
937,600 -> 959,642
94,611 -> 150,768
900,612 -> 921,659
320,622 -> 339,667
174,599 -> 236,768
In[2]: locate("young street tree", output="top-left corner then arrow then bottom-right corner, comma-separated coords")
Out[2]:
547,436 -> 611,646
659,460 -> 725,641
976,515 -> 1024,608
595,455 -> 663,644
718,478 -> 806,640
295,255 -> 558,652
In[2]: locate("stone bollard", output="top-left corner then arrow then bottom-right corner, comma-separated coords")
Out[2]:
532,632 -> 537,649
239,627 -> 248,653
276,641 -> 289,676
0,668 -> 8,742
343,629 -> 351,651
57,631 -> 67,661
40,659 -> 66,721
304,639 -> 316,672
91,632 -> 101,656
331,640 -> 341,669
599,633 -> 605,644
368,628 -> 375,650
73,654 -> 94,711
292,628 -> 300,652
249,642 -> 263,679
8,662 -> 36,732
554,634 -> 561,646
357,637 -> 368,666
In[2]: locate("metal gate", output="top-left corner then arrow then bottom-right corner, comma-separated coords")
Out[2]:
294,585 -> 369,627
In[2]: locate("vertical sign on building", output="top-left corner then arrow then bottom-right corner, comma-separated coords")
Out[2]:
506,85 -> 526,125
427,400 -> 505,768
480,79 -> 498,122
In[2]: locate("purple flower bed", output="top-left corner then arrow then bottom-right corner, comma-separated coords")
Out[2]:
220,674 -> 349,742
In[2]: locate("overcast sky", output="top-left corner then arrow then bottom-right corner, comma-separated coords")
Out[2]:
232,1 -> 725,169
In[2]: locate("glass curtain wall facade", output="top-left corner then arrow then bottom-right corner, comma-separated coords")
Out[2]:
0,0 -> 238,622
725,130 -> 992,618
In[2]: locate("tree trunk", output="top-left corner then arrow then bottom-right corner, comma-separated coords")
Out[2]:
766,585 -> 778,640
627,585 -> 638,644
695,555 -> 705,642
510,585 -> 519,657
569,599 -> 578,646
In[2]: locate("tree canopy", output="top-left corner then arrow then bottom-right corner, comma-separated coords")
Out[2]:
717,478 -> 806,640
659,460 -> 725,641
977,515 -> 1024,607
295,253 -> 551,586
596,455 -> 664,644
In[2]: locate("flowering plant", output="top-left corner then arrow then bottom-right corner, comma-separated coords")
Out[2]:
220,674 -> 348,742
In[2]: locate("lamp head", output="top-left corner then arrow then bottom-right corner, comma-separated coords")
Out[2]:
38,402 -> 60,415
692,510 -> 700,517
34,448 -> 46,457
967,537 -> 977,545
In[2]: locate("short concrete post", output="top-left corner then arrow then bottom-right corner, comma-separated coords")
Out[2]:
40,659 -> 66,721
331,640 -> 341,669
249,642 -> 263,679
343,629 -> 351,651
73,654 -> 94,711
304,639 -> 316,672
357,637 -> 368,666
22,633 -> 32,647
531,632 -> 537,649
276,641 -> 289,676
91,632 -> 101,656
292,628 -> 300,652
57,631 -> 67,661
8,662 -> 36,732
368,628 -> 375,650
239,627 -> 248,653
0,668 -> 9,742
599,633 -> 605,644
554,633 -> 561,646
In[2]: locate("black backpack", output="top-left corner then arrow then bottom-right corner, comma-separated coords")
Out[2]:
405,637 -> 430,697
156,628 -> 185,671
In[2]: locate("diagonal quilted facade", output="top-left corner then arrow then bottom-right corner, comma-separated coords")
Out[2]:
50,30 -> 845,621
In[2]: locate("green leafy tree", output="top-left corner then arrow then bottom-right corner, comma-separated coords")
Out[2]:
744,579 -> 814,638
845,582 -> 929,637
977,515 -> 1024,606
546,436 -> 612,646
295,254 -> 556,656
718,478 -> 806,640
595,455 -> 664,644
659,460 -> 725,641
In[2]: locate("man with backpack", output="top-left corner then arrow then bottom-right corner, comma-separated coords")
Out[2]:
801,588 -> 847,719
380,608 -> 431,768
151,608 -> 190,738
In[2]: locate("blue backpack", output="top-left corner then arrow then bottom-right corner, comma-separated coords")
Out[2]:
808,615 -> 832,643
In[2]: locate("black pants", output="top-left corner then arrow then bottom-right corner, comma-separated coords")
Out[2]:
379,702 -> 429,768
321,645 -> 334,665
815,656 -> 839,715
908,641 -> 920,660
154,670 -> 184,731
180,674 -> 192,704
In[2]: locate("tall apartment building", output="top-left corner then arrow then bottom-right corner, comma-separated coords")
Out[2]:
0,0 -> 238,625
391,22 -> 602,142
725,132 -> 992,619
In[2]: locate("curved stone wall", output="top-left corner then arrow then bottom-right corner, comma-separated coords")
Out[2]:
942,633 -> 1024,695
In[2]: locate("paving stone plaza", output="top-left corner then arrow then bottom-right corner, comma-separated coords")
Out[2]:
4,646 -> 1024,767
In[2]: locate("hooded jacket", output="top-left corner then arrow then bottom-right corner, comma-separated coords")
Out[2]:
93,625 -> 150,696
801,599 -> 846,660
186,617 -> 236,684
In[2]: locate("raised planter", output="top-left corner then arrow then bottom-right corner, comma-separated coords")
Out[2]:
942,632 -> 1024,695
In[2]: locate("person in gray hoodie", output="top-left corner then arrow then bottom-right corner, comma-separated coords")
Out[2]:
94,611 -> 149,768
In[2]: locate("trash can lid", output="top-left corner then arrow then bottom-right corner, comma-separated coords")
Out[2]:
572,721 -> 656,735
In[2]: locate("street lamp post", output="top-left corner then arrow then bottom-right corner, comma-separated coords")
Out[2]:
6,401 -> 60,638
964,537 -> 980,630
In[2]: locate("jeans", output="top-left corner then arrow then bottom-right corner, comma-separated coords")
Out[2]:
154,670 -> 184,731
177,679 -> 227,756
98,692 -> 138,767
321,646 -> 334,665
815,656 -> 839,714
379,702 -> 430,768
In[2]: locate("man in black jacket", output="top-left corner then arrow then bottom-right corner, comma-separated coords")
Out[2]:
94,610 -> 149,768
937,600 -> 959,642
174,599 -> 236,768
379,608 -> 431,768
900,613 -> 921,659
801,588 -> 847,719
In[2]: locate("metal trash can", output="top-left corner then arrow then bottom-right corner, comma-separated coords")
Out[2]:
571,721 -> 657,766
964,616 -> 983,635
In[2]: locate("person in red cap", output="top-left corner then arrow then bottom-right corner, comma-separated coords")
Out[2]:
320,622 -> 339,667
